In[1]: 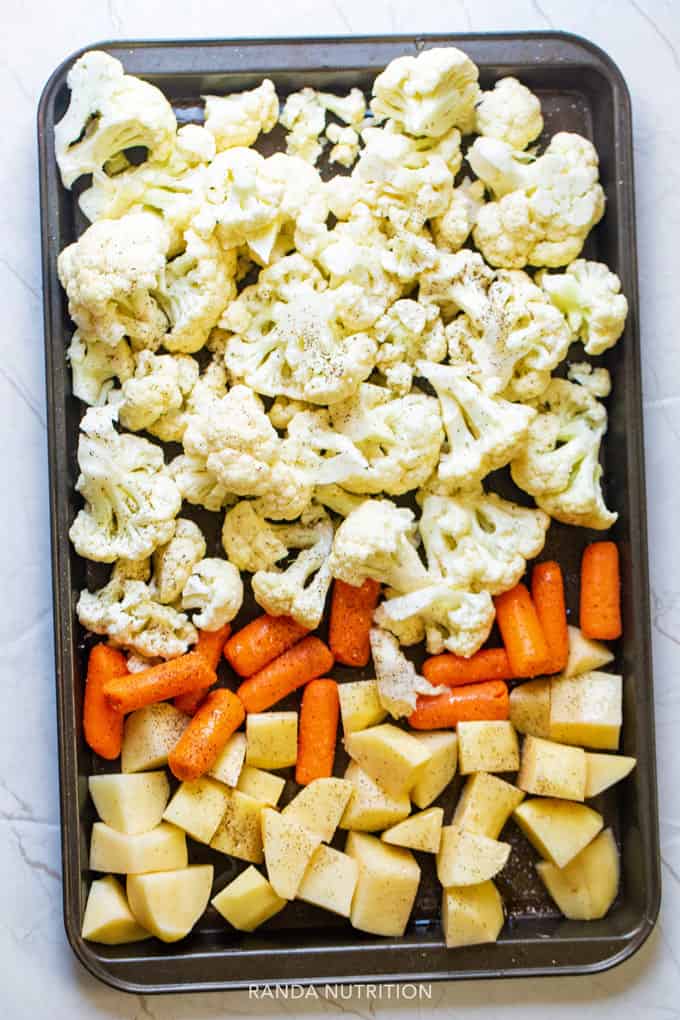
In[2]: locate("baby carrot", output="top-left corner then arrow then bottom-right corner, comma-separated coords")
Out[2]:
329,578 -> 381,667
296,679 -> 339,785
422,648 -> 514,687
236,636 -> 334,714
168,688 -> 245,782
531,561 -> 569,674
580,541 -> 622,640
83,644 -> 127,759
103,652 -> 216,714
224,615 -> 309,678
494,583 -> 551,678
173,624 -> 231,715
408,680 -> 510,730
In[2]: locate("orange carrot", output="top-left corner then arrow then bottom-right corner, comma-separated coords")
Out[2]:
409,680 -> 510,730
236,637 -> 334,713
580,541 -> 622,640
168,689 -> 245,781
296,679 -> 339,785
423,648 -> 514,688
494,583 -> 551,678
224,615 -> 309,678
329,578 -> 381,667
103,652 -> 216,714
531,561 -> 569,674
173,625 -> 231,715
83,644 -> 127,759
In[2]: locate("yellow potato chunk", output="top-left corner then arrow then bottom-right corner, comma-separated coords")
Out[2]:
212,866 -> 286,932
513,798 -> 603,868
261,807 -> 322,900
344,723 -> 431,796
536,828 -> 619,920
162,777 -> 231,844
457,721 -> 520,775
338,679 -> 387,734
565,626 -> 614,678
442,881 -> 504,948
517,735 -> 587,801
210,788 -> 266,864
246,712 -> 298,769
509,678 -> 551,738
297,844 -> 359,917
382,807 -> 443,853
88,772 -> 170,835
81,875 -> 150,945
345,832 -> 420,937
549,671 -> 622,750
236,765 -> 286,807
127,865 -> 213,943
282,778 -> 353,841
585,752 -> 637,798
209,733 -> 247,787
437,824 -> 510,887
409,731 -> 458,809
339,761 -> 411,831
453,772 -> 524,839
89,821 -> 187,875
121,703 -> 189,773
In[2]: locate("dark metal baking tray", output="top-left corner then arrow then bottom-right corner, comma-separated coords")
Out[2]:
38,31 -> 660,994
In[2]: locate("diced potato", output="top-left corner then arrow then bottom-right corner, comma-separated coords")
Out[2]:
549,672 -> 622,750
339,761 -> 411,831
126,865 -> 213,943
537,828 -> 619,920
345,832 -> 420,937
344,723 -> 431,796
509,679 -> 551,738
513,798 -> 603,868
282,778 -> 352,841
436,825 -> 510,886
453,773 -> 524,839
261,807 -> 322,900
88,772 -> 169,835
382,807 -> 443,853
517,735 -> 587,801
209,733 -> 247,787
162,777 -> 231,844
442,881 -> 504,948
565,626 -> 614,678
210,788 -> 266,864
237,765 -> 285,807
81,875 -> 150,944
212,866 -> 286,932
121,703 -> 189,773
338,679 -> 387,734
297,844 -> 359,917
585,753 -> 637,798
457,721 -> 520,775
89,822 -> 187,874
409,731 -> 458,809
246,712 -> 298,769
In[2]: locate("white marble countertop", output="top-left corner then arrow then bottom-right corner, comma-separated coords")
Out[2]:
1,0 -> 679,1015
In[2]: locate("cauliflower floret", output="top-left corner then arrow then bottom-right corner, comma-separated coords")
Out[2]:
430,178 -> 485,252
318,88 -> 367,126
417,487 -> 550,595
67,331 -> 134,406
55,51 -> 176,188
222,502 -> 289,572
182,558 -> 244,630
374,299 -> 446,394
77,560 -> 196,659
417,361 -> 535,487
70,405 -> 181,562
369,627 -> 446,718
475,77 -> 543,150
152,518 -> 207,604
511,377 -> 617,530
203,79 -> 278,150
284,409 -> 369,486
329,499 -> 428,591
112,351 -> 199,439
57,212 -> 170,349
537,259 -> 628,355
326,123 -> 360,168
168,453 -> 235,512
314,485 -> 367,518
567,362 -> 612,398
371,47 -> 480,138
469,133 -> 606,268
374,585 -> 496,658
280,88 -> 326,164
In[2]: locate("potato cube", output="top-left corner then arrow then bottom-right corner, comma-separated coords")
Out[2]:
585,753 -> 636,798
437,825 -> 510,887
382,807 -> 443,853
345,832 -> 420,937
127,865 -> 213,943
565,626 -> 614,678
457,721 -> 520,775
237,765 -> 285,807
344,723 -> 431,796
297,845 -> 359,917
246,712 -> 298,769
518,735 -> 587,801
212,866 -> 286,931
549,671 -> 622,750
121,704 -> 189,773
338,679 -> 387,734
453,773 -> 524,839
339,762 -> 411,832
409,731 -> 458,809
162,777 -> 230,844
282,778 -> 352,841
514,798 -> 603,868
81,875 -> 150,944
536,828 -> 619,920
88,772 -> 169,835
210,788 -> 265,863
89,822 -> 187,875
509,679 -> 551,738
442,881 -> 504,948
261,807 -> 321,900
209,733 -> 247,787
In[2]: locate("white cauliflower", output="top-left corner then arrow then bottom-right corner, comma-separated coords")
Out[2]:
371,47 -> 480,137
221,501 -> 289,572
326,123 -> 360,167
374,299 -> 447,394
430,178 -> 485,252
55,51 -> 176,188
511,377 -> 617,530
469,133 -> 606,268
475,77 -> 543,150
537,259 -> 628,355
369,627 -> 446,718
567,362 -> 612,398
417,361 -> 535,487
318,88 -> 366,126
374,585 -> 496,658
152,518 -> 206,604
69,405 -> 181,562
182,558 -> 244,630
268,396 -> 314,429
57,212 -> 170,349
113,351 -> 199,438
280,88 -> 326,164
329,499 -> 428,591
67,331 -> 134,406
203,79 -> 278,150
168,454 -> 234,512
284,409 -> 370,487
314,485 -> 367,518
